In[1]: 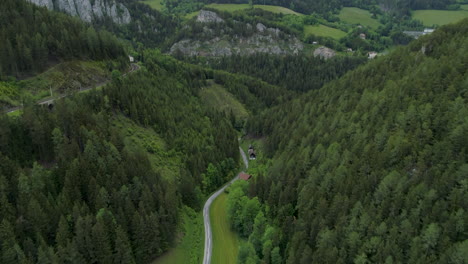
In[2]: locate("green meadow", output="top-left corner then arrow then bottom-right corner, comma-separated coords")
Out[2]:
304,24 -> 347,39
199,82 -> 249,123
203,3 -> 301,15
339,7 -> 381,28
412,9 -> 468,26
140,0 -> 164,11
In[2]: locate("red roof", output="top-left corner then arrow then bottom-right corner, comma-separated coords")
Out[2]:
239,172 -> 252,181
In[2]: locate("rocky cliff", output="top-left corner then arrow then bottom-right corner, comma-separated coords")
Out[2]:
27,0 -> 131,24
171,12 -> 304,57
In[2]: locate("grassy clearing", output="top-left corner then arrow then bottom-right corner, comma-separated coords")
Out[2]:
210,192 -> 239,264
112,116 -> 183,182
140,0 -> 164,11
1,61 -> 110,110
153,206 -> 204,264
203,3 -> 301,15
255,5 -> 302,15
304,24 -> 347,39
412,9 -> 468,26
338,7 -> 381,28
205,3 -> 250,12
200,82 -> 249,122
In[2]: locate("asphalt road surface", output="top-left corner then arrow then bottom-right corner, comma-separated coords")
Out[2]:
202,147 -> 248,264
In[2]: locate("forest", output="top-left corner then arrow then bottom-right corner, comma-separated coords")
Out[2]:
0,0 -> 127,78
237,19 -> 468,263
1,0 -> 467,263
0,45 -> 246,262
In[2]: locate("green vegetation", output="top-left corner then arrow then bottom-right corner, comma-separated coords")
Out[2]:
304,24 -> 347,39
1,60 -> 115,110
412,9 -> 468,26
0,0 -> 127,78
112,116 -> 182,183
0,49 -> 241,263
141,0 -> 164,10
153,206 -> 204,264
254,5 -> 302,15
338,7 -> 382,29
210,192 -> 239,264
200,82 -> 249,127
243,19 -> 468,263
205,3 -> 250,12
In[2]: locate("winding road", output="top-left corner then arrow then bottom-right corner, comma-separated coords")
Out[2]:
3,63 -> 140,114
203,147 -> 249,264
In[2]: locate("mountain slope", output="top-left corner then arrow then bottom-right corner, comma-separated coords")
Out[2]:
245,18 -> 468,263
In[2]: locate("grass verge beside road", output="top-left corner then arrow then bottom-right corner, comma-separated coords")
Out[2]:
210,192 -> 239,264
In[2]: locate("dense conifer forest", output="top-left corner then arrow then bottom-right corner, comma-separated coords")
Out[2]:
0,0 -> 127,78
1,0 -> 467,263
239,19 -> 468,263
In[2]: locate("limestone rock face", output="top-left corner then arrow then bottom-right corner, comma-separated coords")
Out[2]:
26,0 -> 131,24
29,0 -> 54,9
196,10 -> 224,23
313,46 -> 336,60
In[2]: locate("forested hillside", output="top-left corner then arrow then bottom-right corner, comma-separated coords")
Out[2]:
0,49 -> 246,262
207,54 -> 367,92
239,19 -> 468,263
0,0 -> 127,78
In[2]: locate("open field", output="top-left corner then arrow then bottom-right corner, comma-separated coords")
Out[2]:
140,0 -> 164,11
412,9 -> 468,26
338,7 -> 381,28
304,24 -> 347,39
200,82 -> 249,122
153,207 -> 204,264
210,192 -> 239,264
204,3 -> 301,15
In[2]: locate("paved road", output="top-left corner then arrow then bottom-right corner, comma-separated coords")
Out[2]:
202,147 -> 248,264
4,63 -> 140,114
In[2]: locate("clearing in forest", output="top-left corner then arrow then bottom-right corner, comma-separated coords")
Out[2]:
412,9 -> 468,26
304,24 -> 347,39
200,82 -> 249,123
140,0 -> 164,11
338,7 -> 381,28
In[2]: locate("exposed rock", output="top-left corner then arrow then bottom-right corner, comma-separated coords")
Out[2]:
196,10 -> 224,23
256,23 -> 267,32
170,33 -> 303,57
27,0 -> 131,24
313,46 -> 336,60
29,0 -> 54,10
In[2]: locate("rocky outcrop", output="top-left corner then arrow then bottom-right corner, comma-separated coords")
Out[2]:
196,10 -> 224,23
27,0 -> 131,24
170,34 -> 303,57
313,46 -> 336,60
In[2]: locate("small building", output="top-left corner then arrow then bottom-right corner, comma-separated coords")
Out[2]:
359,33 -> 366,40
129,56 -> 134,62
312,41 -> 318,45
368,51 -> 378,59
347,48 -> 353,52
239,172 -> 252,181
248,145 -> 256,160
